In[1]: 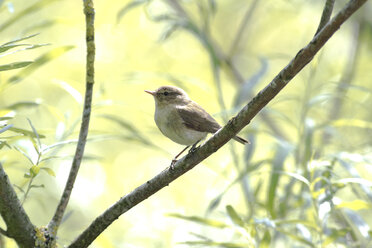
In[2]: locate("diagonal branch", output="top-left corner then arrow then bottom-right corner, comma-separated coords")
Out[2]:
48,0 -> 95,235
68,0 -> 368,247
0,163 -> 35,247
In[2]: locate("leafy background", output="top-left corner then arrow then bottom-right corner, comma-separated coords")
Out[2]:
0,0 -> 372,247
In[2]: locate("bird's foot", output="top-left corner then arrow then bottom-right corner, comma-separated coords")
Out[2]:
170,159 -> 177,170
188,144 -> 199,154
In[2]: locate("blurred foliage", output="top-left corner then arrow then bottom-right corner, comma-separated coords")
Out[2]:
1,0 -> 372,247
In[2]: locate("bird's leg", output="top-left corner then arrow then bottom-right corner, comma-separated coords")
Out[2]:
170,145 -> 190,169
188,140 -> 201,154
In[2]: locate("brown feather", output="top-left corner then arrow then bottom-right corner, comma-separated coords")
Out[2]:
177,101 -> 221,133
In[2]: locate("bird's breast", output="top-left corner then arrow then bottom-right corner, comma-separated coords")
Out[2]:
154,105 -> 206,145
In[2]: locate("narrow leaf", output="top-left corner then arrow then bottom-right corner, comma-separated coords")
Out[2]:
226,205 -> 245,227
41,167 -> 56,177
0,61 -> 32,71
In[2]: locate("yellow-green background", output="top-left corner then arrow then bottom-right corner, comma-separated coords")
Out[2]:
1,0 -> 372,247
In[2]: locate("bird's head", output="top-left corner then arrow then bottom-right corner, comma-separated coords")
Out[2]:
145,86 -> 190,106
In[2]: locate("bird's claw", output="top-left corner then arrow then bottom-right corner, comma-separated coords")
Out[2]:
170,159 -> 177,170
188,145 -> 198,154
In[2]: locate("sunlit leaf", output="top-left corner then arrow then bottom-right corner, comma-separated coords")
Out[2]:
6,101 -> 41,110
336,200 -> 372,211
331,119 -> 372,129
41,167 -> 56,177
277,171 -> 310,186
7,45 -> 75,84
0,61 -> 33,71
0,117 -> 13,121
30,165 -> 40,177
226,205 -> 245,227
29,184 -> 44,189
167,213 -> 229,228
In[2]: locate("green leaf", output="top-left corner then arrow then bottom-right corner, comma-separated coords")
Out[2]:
7,45 -> 75,84
6,101 -> 41,110
8,126 -> 46,138
226,205 -> 245,227
29,184 -> 44,189
0,61 -> 33,71
329,119 -> 372,129
41,167 -> 56,177
0,44 -> 28,53
30,165 -> 40,177
1,33 -> 39,46
0,44 -> 49,58
167,213 -> 229,228
0,117 -> 13,121
336,200 -> 372,211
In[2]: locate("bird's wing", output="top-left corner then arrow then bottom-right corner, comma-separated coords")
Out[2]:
177,101 -> 221,133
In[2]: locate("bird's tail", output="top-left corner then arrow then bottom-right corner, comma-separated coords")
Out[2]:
233,135 -> 250,145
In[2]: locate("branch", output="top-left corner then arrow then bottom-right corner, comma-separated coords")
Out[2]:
48,0 -> 95,235
0,163 -> 35,247
68,0 -> 368,247
315,0 -> 336,35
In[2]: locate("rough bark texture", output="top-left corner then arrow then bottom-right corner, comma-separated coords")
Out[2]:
0,163 -> 35,247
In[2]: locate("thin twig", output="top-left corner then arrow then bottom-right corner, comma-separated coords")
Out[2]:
68,1 -> 368,247
0,163 -> 35,247
48,0 -> 95,236
315,0 -> 336,35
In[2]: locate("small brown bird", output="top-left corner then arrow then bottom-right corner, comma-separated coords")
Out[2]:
145,86 -> 248,165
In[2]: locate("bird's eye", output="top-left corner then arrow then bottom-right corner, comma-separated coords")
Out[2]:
163,91 -> 169,96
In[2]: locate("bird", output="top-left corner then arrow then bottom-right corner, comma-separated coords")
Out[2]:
145,86 -> 248,167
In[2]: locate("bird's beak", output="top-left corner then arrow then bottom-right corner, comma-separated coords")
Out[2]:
144,90 -> 156,96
